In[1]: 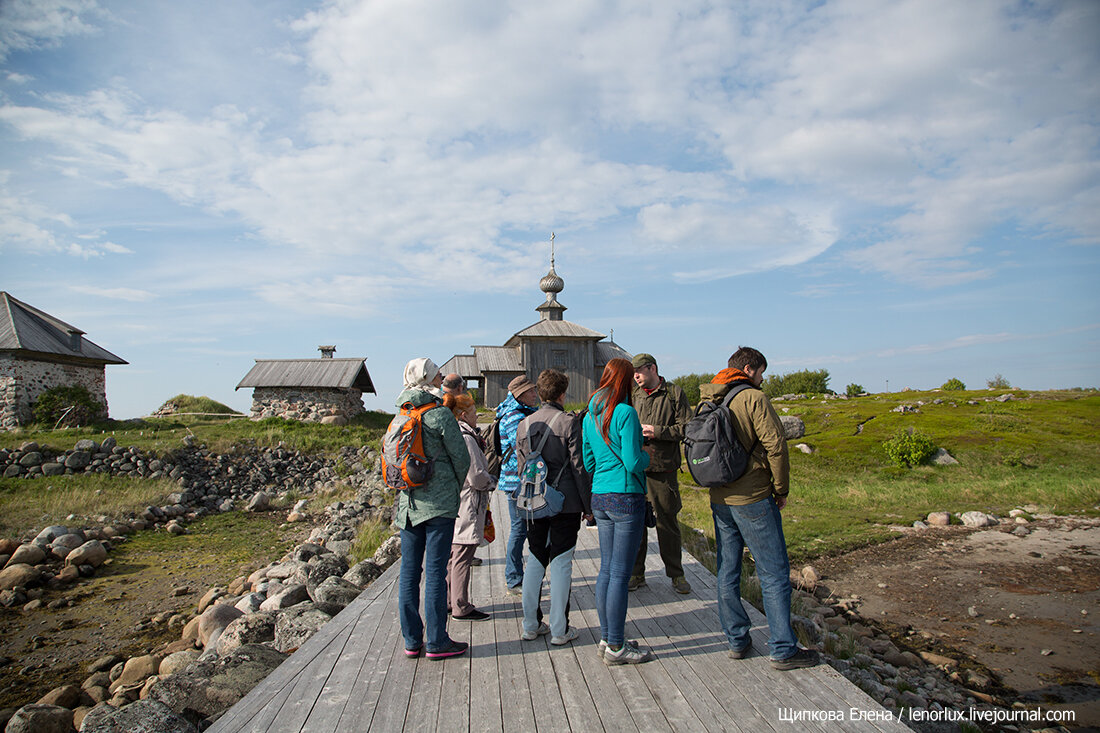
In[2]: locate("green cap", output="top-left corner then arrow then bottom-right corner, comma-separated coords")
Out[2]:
631,353 -> 657,369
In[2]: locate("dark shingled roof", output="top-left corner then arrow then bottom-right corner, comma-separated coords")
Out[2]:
0,291 -> 127,365
236,358 -> 376,393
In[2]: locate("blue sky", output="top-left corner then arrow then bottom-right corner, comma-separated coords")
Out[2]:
2,0 -> 1098,418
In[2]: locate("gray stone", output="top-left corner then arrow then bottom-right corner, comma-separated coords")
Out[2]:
343,559 -> 381,588
306,554 -> 349,590
926,512 -> 951,526
197,587 -> 226,614
197,603 -> 244,646
109,654 -> 162,692
66,540 -> 108,567
259,583 -> 309,612
74,439 -> 100,452
246,492 -> 270,512
88,655 -> 122,674
309,576 -> 362,610
0,564 -> 41,590
274,603 -> 333,652
41,462 -> 66,476
65,451 -> 92,470
779,415 -> 805,440
7,543 -> 46,567
793,443 -> 814,454
372,534 -> 401,569
930,448 -> 958,466
960,511 -> 998,528
158,650 -> 202,677
3,464 -> 23,477
78,699 -> 198,733
4,704 -> 71,733
147,644 -> 286,726
100,437 -> 117,452
18,451 -> 43,467
52,533 -> 85,551
264,560 -> 309,585
234,592 -> 265,614
214,612 -> 276,656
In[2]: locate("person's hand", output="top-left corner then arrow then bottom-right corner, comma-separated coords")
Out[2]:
641,424 -> 655,438
775,495 -> 788,511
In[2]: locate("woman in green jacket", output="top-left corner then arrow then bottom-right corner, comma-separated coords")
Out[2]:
395,358 -> 471,660
582,358 -> 653,665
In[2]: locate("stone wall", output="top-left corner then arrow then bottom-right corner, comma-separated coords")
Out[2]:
249,387 -> 364,424
0,354 -> 107,431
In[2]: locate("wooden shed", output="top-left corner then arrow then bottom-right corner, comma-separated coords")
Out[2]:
1,292 -> 127,430
236,347 -> 376,424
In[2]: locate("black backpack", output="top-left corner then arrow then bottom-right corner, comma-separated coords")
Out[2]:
481,418 -> 505,478
682,383 -> 755,487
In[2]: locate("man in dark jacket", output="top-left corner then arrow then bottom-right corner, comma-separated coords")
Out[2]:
515,369 -> 591,645
630,353 -> 692,593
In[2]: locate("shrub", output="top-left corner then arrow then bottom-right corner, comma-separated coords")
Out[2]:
32,385 -> 105,427
762,368 -> 831,398
671,373 -> 716,405
158,394 -> 240,414
987,374 -> 1011,389
845,383 -> 864,397
882,429 -> 938,468
941,378 -> 966,391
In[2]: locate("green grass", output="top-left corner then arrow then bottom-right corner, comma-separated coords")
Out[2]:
0,412 -> 393,457
0,473 -> 178,535
678,389 -> 1100,564
157,394 -> 242,414
348,516 -> 394,565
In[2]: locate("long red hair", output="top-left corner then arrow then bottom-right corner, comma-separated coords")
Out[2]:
590,358 -> 634,443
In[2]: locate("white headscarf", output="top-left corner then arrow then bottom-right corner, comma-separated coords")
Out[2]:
402,357 -> 443,397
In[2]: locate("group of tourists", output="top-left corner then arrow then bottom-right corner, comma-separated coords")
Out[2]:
391,347 -> 819,671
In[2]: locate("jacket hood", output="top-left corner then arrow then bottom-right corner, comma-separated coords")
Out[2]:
495,392 -> 533,419
396,388 -> 441,408
712,367 -> 754,386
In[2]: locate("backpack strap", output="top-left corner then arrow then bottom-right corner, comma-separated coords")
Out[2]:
534,411 -> 569,486
719,382 -> 761,455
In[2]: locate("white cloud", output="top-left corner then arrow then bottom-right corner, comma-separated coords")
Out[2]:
70,285 -> 154,301
0,0 -> 104,60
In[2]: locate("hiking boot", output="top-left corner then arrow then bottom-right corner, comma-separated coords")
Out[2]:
604,640 -> 654,666
770,648 -> 820,670
550,626 -> 579,646
671,576 -> 691,594
426,641 -> 468,660
505,585 -> 523,596
521,622 -> 550,641
452,609 -> 491,621
627,575 -> 646,591
727,644 -> 752,660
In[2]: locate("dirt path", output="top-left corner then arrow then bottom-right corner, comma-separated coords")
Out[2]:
815,517 -> 1100,729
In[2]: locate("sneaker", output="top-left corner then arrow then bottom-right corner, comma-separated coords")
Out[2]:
521,622 -> 550,641
671,576 -> 691,594
596,639 -> 607,658
770,648 -> 820,670
404,646 -> 422,658
550,626 -> 579,646
627,575 -> 646,591
727,644 -> 752,660
426,641 -> 469,660
505,585 -> 523,596
604,640 -> 654,666
452,609 -> 491,621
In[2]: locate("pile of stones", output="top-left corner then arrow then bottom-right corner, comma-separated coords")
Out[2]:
0,470 -> 399,732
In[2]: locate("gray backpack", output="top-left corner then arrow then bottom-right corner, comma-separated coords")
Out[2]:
682,383 -> 755,487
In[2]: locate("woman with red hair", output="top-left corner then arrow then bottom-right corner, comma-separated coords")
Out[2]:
582,357 -> 653,665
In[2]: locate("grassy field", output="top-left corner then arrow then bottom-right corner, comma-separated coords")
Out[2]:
679,388 -> 1100,564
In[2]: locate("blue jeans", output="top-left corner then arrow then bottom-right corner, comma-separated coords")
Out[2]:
711,497 -> 798,660
399,515 -> 456,653
504,494 -> 528,588
593,493 -> 647,647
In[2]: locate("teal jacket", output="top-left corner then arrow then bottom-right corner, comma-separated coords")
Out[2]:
392,388 -> 471,527
581,393 -> 650,494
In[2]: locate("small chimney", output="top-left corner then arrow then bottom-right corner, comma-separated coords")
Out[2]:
318,345 -> 336,359
68,329 -> 83,352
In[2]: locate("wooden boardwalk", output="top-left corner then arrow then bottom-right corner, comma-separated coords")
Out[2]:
211,491 -> 910,732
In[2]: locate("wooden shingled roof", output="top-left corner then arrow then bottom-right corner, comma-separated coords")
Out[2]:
504,319 -> 605,346
0,292 -> 127,365
236,358 -> 376,393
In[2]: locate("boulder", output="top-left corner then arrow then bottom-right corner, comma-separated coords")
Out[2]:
306,554 -> 349,590
78,699 -> 198,733
74,439 -> 100,452
147,644 -> 286,726
779,415 -> 805,439
309,576 -> 361,610
18,451 -> 43,467
259,583 -> 309,612
926,512 -> 951,526
109,654 -> 162,693
88,655 -> 123,674
197,603 -> 244,646
372,534 -> 401,569
158,650 -> 202,677
4,704 -> 71,733
930,448 -> 958,466
66,540 -> 108,568
36,683 -> 81,708
234,592 -> 265,614
197,587 -> 226,614
0,563 -> 41,590
41,462 -> 66,476
274,603 -> 332,652
960,511 -> 998,528
7,543 -> 46,567
34,526 -> 70,544
264,560 -> 309,584
214,612 -> 277,656
343,560 -> 381,588
65,451 -> 92,470
246,492 -> 270,512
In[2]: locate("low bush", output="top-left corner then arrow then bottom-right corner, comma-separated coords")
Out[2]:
941,378 -> 966,391
762,368 -> 831,397
672,373 -> 716,405
882,429 -> 938,468
845,383 -> 864,397
32,385 -> 104,427
987,374 -> 1011,389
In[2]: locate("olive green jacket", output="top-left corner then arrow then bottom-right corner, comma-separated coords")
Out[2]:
699,382 -> 789,506
392,388 -> 471,527
632,378 -> 691,474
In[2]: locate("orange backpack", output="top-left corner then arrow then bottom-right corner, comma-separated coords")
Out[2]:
381,401 -> 438,490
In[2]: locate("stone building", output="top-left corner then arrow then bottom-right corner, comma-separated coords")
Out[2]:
0,292 -> 127,430
442,249 -> 631,407
236,346 -> 376,424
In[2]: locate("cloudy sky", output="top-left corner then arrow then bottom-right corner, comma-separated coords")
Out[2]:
2,0 -> 1098,417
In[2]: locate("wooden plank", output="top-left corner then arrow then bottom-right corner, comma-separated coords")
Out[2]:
334,598 -> 404,731
365,623 -> 418,732
467,511 -> 504,733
